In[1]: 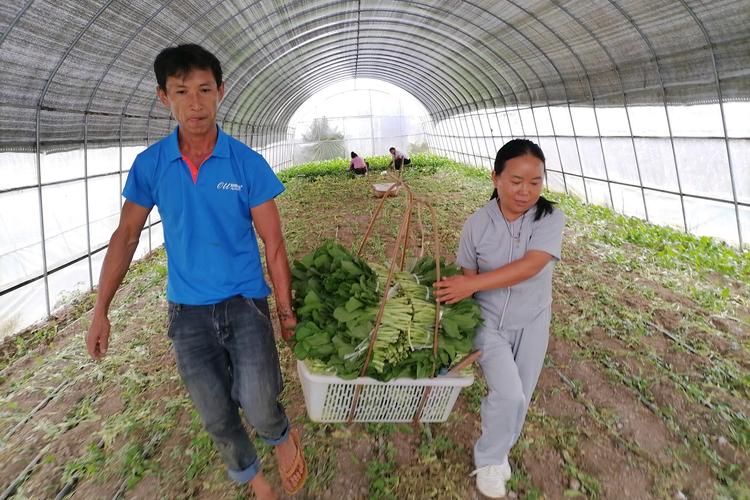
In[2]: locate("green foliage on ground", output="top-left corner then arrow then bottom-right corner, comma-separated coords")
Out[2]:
556,194 -> 750,281
291,242 -> 481,380
277,153 -> 489,182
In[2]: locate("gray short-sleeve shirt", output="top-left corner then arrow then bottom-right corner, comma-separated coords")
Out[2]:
456,199 -> 565,329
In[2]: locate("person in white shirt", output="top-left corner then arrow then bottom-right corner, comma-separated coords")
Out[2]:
388,146 -> 411,170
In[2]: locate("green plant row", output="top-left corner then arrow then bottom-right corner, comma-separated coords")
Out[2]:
556,194 -> 750,281
277,153 -> 489,182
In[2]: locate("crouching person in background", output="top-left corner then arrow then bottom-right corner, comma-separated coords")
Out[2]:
349,151 -> 369,176
388,146 -> 411,170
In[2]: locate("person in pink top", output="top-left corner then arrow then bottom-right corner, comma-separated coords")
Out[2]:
349,151 -> 369,175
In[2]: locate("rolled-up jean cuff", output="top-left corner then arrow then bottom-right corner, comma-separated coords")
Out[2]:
228,457 -> 262,484
261,422 -> 290,446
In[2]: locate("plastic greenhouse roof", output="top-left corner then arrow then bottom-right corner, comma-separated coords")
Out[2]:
1,0 -> 749,151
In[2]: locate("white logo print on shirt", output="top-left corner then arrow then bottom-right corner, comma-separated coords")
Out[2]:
217,181 -> 242,191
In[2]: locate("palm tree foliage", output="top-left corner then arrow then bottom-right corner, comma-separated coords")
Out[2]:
295,117 -> 346,163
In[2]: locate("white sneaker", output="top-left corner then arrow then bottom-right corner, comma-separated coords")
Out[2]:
470,464 -> 507,498
500,456 -> 511,480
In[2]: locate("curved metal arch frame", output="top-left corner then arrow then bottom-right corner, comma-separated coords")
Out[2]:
407,0 -> 538,105
0,0 -> 34,49
675,0 -> 743,246
247,57 -> 459,134
505,0 -> 625,206
230,32 -> 474,125
606,1 -> 690,235
140,21 -> 461,130
212,15 -> 513,124
507,0 -> 605,205
550,0 -> 648,222
404,0 -> 553,162
208,0 -> 355,60
238,29 -> 509,127
211,0 -> 531,113
29,0 -> 116,317
405,0 -> 555,166
6,1 -> 742,133
121,0 -> 577,157
242,0 -> 588,154
235,41 -> 493,128
247,47 -> 466,124
222,11 -> 524,118
35,1 -> 117,110
1,2 -> 746,313
135,0 -> 558,129
283,66 -> 445,124
246,64 -> 443,132
83,2 -> 179,116
254,6 -> 559,124
259,64 -> 444,119
420,5 -> 548,179
254,67 -> 443,131
135,13 -> 474,136
456,0 -> 694,208
229,71 -> 432,154
260,70 -> 442,131
454,0 -> 580,193
270,56 -> 482,130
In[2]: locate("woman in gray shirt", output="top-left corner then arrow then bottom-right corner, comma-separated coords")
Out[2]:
434,139 -> 565,499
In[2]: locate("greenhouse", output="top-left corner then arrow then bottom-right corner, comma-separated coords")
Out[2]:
0,1 -> 748,499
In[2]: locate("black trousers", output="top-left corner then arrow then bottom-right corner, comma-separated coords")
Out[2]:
395,157 -> 410,170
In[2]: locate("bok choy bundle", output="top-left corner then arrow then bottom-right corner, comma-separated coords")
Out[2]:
291,241 -> 481,381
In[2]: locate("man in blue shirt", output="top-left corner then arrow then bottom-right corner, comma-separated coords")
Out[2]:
86,44 -> 306,499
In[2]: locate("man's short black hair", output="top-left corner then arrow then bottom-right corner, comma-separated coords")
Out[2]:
154,44 -> 223,91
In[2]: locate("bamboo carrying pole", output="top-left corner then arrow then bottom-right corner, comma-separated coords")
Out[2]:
347,172 -> 445,423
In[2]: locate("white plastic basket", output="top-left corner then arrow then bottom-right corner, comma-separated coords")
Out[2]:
297,360 -> 474,423
371,182 -> 401,198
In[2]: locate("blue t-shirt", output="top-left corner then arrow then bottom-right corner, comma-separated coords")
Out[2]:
122,126 -> 285,305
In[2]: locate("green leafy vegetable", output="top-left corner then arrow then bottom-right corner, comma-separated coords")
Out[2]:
291,242 -> 482,381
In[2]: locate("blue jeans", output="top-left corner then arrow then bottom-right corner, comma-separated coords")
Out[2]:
167,295 -> 290,483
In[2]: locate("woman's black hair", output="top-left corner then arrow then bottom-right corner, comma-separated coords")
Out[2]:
490,138 -> 554,221
351,151 -> 357,158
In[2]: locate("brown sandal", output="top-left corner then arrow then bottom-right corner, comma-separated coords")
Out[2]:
279,428 -> 308,495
